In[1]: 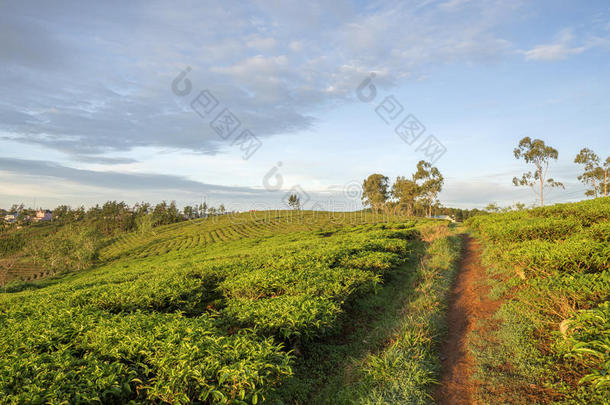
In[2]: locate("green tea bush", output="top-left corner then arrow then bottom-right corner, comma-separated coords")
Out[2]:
0,211 -> 418,403
466,198 -> 610,401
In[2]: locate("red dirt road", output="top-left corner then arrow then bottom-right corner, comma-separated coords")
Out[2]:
436,234 -> 501,405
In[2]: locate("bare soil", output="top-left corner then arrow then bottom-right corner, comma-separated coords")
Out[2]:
435,234 -> 502,405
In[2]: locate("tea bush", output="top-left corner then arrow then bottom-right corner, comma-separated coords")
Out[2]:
0,211 -> 422,403
466,198 -> 609,401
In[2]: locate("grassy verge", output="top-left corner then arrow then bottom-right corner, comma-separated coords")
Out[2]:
271,224 -> 462,404
467,254 -> 610,405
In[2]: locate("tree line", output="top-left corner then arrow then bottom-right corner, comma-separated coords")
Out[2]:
1,200 -> 231,234
361,160 -> 445,217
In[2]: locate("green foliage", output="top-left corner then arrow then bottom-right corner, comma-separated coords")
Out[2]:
0,232 -> 25,255
0,210 -> 420,403
560,301 -> 610,391
28,224 -> 102,273
413,160 -> 444,217
391,176 -> 419,216
287,194 -> 300,210
362,174 -> 390,213
466,198 -> 610,402
574,147 -> 609,198
512,137 -> 564,207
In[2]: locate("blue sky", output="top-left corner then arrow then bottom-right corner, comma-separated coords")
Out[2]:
1,0 -> 609,210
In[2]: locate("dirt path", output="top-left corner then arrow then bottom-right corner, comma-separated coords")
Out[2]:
435,234 -> 500,405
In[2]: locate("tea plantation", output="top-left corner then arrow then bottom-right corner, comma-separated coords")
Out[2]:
0,211 -> 440,404
466,198 -> 610,403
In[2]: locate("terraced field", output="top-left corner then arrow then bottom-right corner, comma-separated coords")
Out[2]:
99,211 -> 394,261
0,210 -> 446,404
0,261 -> 47,284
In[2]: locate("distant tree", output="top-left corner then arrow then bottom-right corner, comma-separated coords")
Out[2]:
208,206 -> 217,216
391,176 -> 419,216
485,203 -> 501,213
218,204 -> 226,215
362,174 -> 390,213
135,214 -> 154,235
152,201 -> 183,226
9,204 -> 24,214
432,200 -> 442,217
413,160 -> 444,217
513,202 -> 526,211
30,225 -> 101,273
512,137 -> 564,207
73,206 -> 86,221
287,194 -> 301,210
16,209 -> 32,225
574,148 -> 609,198
198,202 -> 208,218
183,205 -> 195,219
133,202 -> 151,217
53,205 -> 73,223
86,204 -> 103,222
0,257 -> 17,287
102,201 -> 133,234
168,201 -> 181,221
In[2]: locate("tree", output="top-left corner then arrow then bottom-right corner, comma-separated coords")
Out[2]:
0,257 -> 17,288
413,160 -> 444,217
152,201 -> 183,226
53,205 -> 73,223
30,225 -> 101,273
287,194 -> 301,210
9,204 -> 24,214
391,176 -> 419,216
135,214 -> 154,235
512,137 -> 564,207
218,204 -> 226,215
574,148 -> 609,198
198,202 -> 208,218
362,174 -> 389,213
485,202 -> 500,213
513,202 -> 526,211
183,205 -> 195,219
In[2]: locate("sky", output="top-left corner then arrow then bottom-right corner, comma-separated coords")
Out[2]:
1,0 -> 609,211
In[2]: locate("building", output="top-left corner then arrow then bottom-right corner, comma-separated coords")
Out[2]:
34,210 -> 53,222
4,213 -> 17,223
431,214 -> 456,222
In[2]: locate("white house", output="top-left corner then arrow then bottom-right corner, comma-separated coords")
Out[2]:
34,210 -> 53,222
4,213 -> 17,223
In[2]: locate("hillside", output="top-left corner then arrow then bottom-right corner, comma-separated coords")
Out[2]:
466,198 -> 610,403
0,211 -> 460,404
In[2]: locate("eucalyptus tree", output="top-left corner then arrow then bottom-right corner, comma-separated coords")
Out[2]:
287,194 -> 301,210
391,176 -> 419,216
574,148 -> 609,198
198,202 -> 208,218
512,137 -> 564,207
361,174 -> 390,213
413,160 -> 444,218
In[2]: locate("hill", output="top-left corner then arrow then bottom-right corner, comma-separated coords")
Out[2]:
0,211 -> 459,404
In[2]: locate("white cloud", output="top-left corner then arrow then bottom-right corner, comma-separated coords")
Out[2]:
522,28 -> 610,61
0,0 -> 525,160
